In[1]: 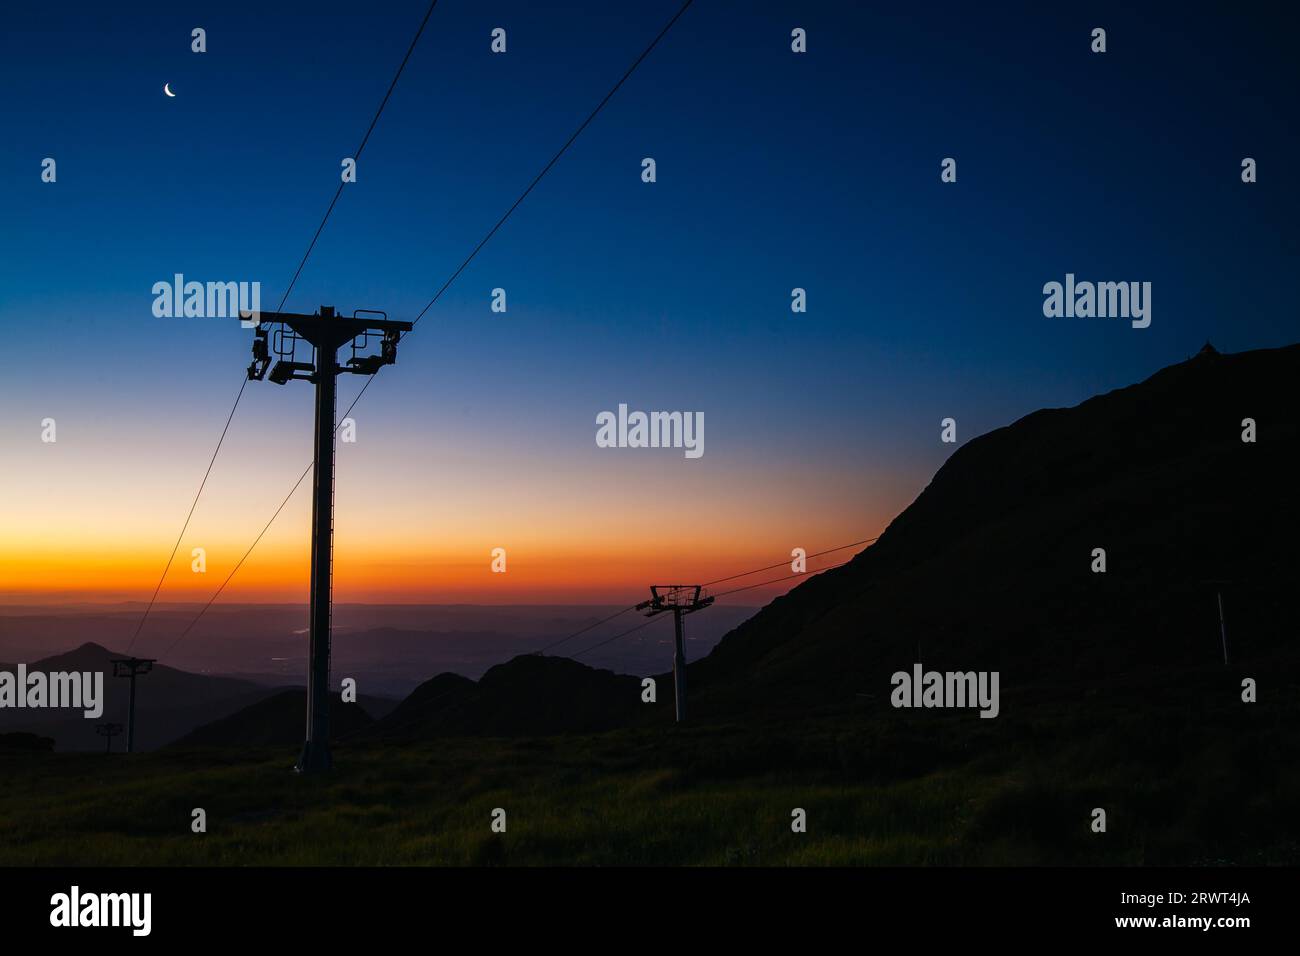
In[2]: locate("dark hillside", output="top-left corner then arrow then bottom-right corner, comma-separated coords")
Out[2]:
687,344 -> 1299,716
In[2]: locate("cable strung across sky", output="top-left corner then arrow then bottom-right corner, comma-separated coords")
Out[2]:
154,0 -> 699,661
127,0 -> 442,654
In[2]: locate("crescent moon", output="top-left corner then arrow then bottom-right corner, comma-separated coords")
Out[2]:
164,83 -> 176,97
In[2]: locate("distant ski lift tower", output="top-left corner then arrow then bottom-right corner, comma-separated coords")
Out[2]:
109,657 -> 155,753
95,721 -> 124,754
636,585 -> 714,722
241,305 -> 413,773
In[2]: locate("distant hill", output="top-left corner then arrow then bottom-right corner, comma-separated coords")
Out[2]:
170,689 -> 374,748
0,642 -> 280,751
368,654 -> 643,739
172,653 -> 639,746
685,343 -> 1300,715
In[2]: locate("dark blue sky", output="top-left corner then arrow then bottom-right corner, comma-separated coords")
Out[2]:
1,1 -> 1297,601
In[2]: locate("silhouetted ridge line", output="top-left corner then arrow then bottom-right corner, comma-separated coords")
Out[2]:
685,343 -> 1300,717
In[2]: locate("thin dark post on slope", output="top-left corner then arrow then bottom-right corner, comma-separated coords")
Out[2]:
636,585 -> 714,722
109,657 -> 155,753
1202,578 -> 1233,666
1217,591 -> 1230,665
241,306 -> 413,773
95,721 -> 123,754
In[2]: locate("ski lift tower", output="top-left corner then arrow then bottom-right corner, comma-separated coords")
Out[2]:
110,657 -> 155,753
636,585 -> 714,722
240,306 -> 412,773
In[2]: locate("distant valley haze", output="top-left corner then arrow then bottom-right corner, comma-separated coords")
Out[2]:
0,601 -> 760,749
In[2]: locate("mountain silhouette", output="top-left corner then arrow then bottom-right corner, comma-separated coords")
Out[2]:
685,343 -> 1299,715
369,654 -> 643,738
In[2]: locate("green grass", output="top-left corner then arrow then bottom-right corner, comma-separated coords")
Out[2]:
3,670 -> 1296,866
0,742 -> 992,865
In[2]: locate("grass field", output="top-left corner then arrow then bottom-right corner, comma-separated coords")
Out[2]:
2,663 -> 1295,866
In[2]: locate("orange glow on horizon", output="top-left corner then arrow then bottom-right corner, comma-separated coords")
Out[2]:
0,413 -> 905,607
0,531 -> 883,606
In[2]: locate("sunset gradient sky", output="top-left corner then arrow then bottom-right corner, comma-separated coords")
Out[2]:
1,2 -> 1296,605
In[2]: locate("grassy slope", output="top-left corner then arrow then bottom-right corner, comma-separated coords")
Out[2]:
2,659 -> 1294,866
